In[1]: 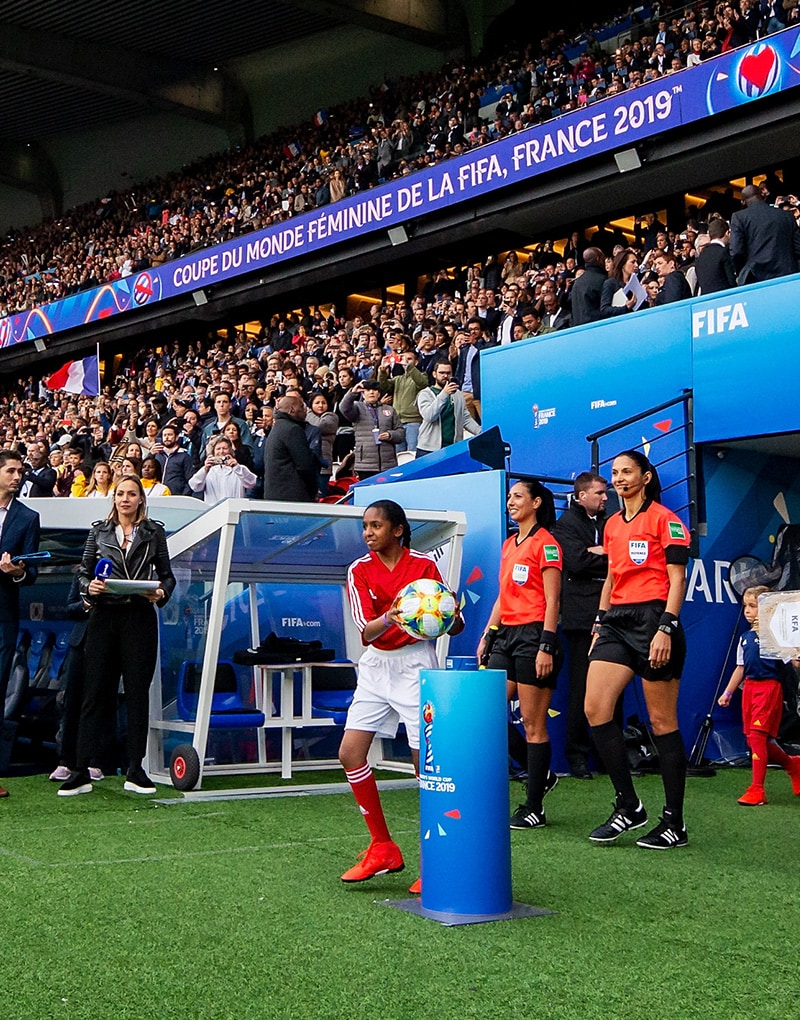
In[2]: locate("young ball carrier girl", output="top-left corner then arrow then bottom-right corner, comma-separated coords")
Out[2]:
585,450 -> 691,849
477,479 -> 563,829
339,499 -> 463,884
718,585 -> 800,805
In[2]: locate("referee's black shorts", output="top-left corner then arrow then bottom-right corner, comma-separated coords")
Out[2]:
588,600 -> 686,682
488,621 -> 562,690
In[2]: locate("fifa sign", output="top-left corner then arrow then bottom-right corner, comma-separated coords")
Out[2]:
691,302 -> 749,338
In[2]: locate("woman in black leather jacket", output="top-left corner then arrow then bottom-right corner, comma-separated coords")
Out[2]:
58,475 -> 176,797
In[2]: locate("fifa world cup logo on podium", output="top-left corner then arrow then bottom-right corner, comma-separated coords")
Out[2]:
422,701 -> 435,773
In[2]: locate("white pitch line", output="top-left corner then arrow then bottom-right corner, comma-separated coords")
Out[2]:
0,846 -> 46,866
42,828 -> 419,869
0,810 -> 229,836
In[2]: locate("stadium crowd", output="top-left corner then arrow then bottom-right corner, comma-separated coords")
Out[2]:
0,1 -> 796,319
4,158 -> 799,506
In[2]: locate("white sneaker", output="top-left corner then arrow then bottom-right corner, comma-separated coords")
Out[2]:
49,765 -> 71,782
88,767 -> 105,781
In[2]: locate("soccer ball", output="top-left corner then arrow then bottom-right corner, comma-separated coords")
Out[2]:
394,578 -> 457,640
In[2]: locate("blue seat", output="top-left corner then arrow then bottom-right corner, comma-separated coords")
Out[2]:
310,662 -> 356,726
176,661 -> 265,729
311,689 -> 354,726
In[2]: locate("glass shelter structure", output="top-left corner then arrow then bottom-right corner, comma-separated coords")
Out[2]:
147,500 -> 466,790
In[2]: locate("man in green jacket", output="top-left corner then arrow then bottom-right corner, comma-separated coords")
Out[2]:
378,350 -> 429,454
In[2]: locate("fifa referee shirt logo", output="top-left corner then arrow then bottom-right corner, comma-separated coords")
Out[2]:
629,540 -> 648,564
512,563 -> 529,584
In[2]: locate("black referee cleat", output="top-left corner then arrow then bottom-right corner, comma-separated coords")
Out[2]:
589,800 -> 648,843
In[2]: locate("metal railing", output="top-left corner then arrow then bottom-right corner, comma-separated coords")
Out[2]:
586,389 -> 698,556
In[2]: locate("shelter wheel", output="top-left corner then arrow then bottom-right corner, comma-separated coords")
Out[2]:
170,744 -> 200,791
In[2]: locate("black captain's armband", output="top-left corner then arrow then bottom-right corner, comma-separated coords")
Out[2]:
665,545 -> 690,565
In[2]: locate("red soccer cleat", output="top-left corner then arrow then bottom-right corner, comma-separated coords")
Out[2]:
738,785 -> 768,806
787,757 -> 800,796
341,840 -> 405,882
408,877 -> 422,895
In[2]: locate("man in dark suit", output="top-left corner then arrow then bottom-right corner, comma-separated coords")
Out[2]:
570,248 -> 608,325
729,184 -> 800,284
20,442 -> 56,498
0,449 -> 41,796
455,320 -> 497,423
695,218 -> 737,295
653,252 -> 693,304
552,473 -> 608,779
540,289 -> 572,331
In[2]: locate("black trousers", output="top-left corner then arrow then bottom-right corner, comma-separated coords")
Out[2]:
76,601 -> 158,771
0,617 -> 18,731
564,627 -> 625,767
564,629 -> 593,765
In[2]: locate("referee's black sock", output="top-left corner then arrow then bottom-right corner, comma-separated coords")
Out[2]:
652,729 -> 687,825
508,722 -> 528,772
590,720 -> 638,812
525,741 -> 551,812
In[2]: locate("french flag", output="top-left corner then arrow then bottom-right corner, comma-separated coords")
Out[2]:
45,354 -> 100,396
283,141 -> 301,159
313,110 -> 327,126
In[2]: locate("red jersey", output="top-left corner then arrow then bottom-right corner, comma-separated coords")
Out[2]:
498,525 -> 562,625
347,546 -> 443,650
604,500 -> 690,604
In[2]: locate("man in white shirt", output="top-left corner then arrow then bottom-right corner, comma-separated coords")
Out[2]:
188,436 -> 257,504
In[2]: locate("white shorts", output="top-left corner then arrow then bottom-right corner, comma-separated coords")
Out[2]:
345,642 -> 438,749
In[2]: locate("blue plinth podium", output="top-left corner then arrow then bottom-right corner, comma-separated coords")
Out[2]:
385,669 -> 553,926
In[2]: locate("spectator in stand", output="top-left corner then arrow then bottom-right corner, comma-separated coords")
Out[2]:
339,379 -> 404,479
729,183 -> 800,284
305,392 -> 338,496
201,391 -> 253,453
263,394 -> 318,502
378,349 -> 429,454
570,248 -> 608,325
695,218 -> 737,294
141,456 -> 171,497
601,248 -> 640,317
189,435 -> 257,504
154,422 -> 194,495
21,442 -> 56,498
84,461 -> 113,499
222,420 -> 256,475
416,361 -> 481,459
653,252 -> 693,304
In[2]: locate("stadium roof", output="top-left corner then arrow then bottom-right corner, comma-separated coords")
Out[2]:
0,0 -> 453,143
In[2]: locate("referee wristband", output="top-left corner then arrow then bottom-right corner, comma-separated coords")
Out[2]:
592,610 -> 606,636
658,612 -> 679,636
538,630 -> 557,656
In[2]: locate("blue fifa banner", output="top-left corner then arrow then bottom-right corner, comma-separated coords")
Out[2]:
691,276 -> 800,443
480,303 -> 693,483
3,29 -> 800,349
418,669 -> 512,917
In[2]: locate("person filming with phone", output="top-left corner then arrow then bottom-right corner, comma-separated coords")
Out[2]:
188,435 -> 257,504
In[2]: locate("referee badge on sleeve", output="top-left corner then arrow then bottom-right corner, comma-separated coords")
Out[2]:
629,540 -> 648,564
543,544 -> 560,563
668,521 -> 686,540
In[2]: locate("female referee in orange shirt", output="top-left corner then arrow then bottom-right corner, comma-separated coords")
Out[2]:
477,479 -> 563,830
584,450 -> 691,850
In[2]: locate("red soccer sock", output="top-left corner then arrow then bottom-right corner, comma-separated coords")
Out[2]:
748,730 -> 769,788
767,739 -> 792,769
345,762 -> 392,844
